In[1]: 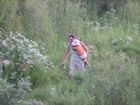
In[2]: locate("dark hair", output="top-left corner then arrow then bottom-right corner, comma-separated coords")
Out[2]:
69,33 -> 76,39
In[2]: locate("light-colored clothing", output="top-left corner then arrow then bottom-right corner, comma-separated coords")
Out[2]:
69,43 -> 85,79
71,39 -> 87,61
80,52 -> 87,60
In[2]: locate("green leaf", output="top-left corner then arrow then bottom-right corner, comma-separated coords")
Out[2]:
0,12 -> 4,23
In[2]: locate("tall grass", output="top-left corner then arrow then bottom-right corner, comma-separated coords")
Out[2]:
26,1 -> 140,105
0,0 -> 140,105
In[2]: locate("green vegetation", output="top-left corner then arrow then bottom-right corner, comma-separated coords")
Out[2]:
0,0 -> 140,105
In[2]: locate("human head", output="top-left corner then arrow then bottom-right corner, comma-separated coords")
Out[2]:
71,39 -> 80,46
68,33 -> 76,43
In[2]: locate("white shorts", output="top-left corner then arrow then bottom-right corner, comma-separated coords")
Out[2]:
69,59 -> 85,79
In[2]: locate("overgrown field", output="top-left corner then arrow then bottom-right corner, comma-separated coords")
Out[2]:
0,0 -> 140,105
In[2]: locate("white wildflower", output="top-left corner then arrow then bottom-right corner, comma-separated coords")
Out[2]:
111,39 -> 118,45
1,31 -> 50,69
26,59 -> 33,65
126,36 -> 133,41
10,72 -> 17,79
126,41 -> 129,45
2,40 -> 7,46
119,38 -> 122,41
92,83 -> 95,89
2,59 -> 11,66
9,31 -> 13,37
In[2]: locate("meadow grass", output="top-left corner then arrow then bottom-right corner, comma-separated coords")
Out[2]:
26,23 -> 140,105
0,0 -> 140,105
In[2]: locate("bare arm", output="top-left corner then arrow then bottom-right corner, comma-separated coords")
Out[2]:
61,45 -> 70,64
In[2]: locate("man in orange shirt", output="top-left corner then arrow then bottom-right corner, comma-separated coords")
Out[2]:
61,33 -> 90,80
71,39 -> 90,67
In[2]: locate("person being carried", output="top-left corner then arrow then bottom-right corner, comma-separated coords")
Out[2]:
61,33 -> 90,80
71,39 -> 91,67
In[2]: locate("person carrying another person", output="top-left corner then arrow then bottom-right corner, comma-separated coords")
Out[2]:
71,39 -> 91,67
61,33 -> 90,80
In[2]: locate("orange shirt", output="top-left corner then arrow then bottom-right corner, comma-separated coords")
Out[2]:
73,45 -> 86,56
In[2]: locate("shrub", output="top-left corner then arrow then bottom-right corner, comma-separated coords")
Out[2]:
0,75 -> 44,105
0,29 -> 52,84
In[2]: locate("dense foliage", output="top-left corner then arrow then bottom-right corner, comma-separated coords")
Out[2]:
0,0 -> 140,105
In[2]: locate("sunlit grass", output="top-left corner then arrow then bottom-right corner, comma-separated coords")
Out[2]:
0,0 -> 140,105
